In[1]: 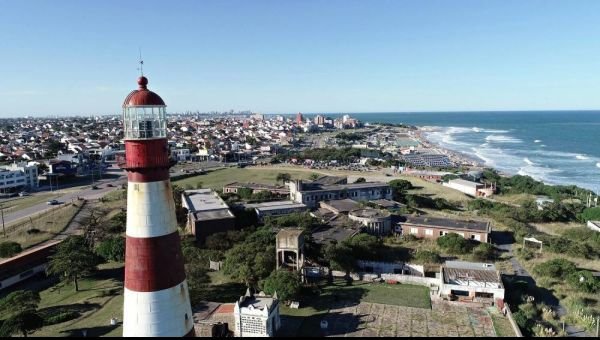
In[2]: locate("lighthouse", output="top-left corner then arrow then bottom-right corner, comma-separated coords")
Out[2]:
121,76 -> 195,337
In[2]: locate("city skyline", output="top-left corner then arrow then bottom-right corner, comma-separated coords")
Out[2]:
1,0 -> 600,116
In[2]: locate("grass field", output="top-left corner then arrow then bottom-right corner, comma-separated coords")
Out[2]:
172,167 -> 318,190
490,311 -> 517,337
4,203 -> 81,250
282,280 -> 431,320
530,221 -> 584,236
32,263 -> 124,337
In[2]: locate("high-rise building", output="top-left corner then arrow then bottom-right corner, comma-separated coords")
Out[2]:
295,112 -> 304,125
314,115 -> 325,126
121,76 -> 195,337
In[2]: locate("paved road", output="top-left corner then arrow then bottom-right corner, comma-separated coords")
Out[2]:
494,235 -> 591,337
2,173 -> 127,226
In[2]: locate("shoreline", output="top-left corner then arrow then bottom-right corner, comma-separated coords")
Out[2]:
412,127 -> 485,169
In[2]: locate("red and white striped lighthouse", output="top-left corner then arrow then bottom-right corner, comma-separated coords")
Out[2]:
121,76 -> 195,337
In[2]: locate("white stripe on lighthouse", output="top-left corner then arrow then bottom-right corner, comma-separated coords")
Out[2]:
126,180 -> 179,238
123,280 -> 194,337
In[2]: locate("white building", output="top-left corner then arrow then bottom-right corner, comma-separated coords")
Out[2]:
234,290 -> 280,337
442,178 -> 494,197
587,221 -> 600,232
0,162 -> 38,191
440,261 -> 505,303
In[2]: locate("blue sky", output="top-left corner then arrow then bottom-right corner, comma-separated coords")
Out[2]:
0,0 -> 599,116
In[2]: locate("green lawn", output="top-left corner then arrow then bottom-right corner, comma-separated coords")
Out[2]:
32,263 -> 124,337
359,282 -> 431,308
282,280 -> 431,320
172,167 -> 316,190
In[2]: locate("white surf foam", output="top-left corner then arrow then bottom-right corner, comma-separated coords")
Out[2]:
575,154 -> 589,160
524,158 -> 535,166
485,134 -> 523,144
597,162 -> 600,169
534,140 -> 542,143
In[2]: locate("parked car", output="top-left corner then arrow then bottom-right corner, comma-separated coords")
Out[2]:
106,183 -> 114,187
92,185 -> 99,190
46,199 -> 59,205
18,191 -> 30,197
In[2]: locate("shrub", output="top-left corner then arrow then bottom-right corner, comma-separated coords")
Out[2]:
533,259 -> 577,279
26,228 -> 41,235
44,311 -> 79,325
472,243 -> 495,261
579,207 -> 600,222
401,234 -> 418,242
437,233 -> 471,254
512,310 -> 529,330
0,242 -> 22,258
566,270 -> 600,293
412,250 -> 442,264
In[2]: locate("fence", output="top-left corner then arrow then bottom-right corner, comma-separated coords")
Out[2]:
329,270 -> 440,287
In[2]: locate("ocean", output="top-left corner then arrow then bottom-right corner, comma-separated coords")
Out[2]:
306,111 -> 600,193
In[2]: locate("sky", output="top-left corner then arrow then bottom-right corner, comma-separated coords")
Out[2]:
0,0 -> 599,116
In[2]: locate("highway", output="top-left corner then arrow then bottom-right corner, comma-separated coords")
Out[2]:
2,168 -> 127,226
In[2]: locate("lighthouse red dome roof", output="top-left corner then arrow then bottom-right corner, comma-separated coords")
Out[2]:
122,76 -> 166,107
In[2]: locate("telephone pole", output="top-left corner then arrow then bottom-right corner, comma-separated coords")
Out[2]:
1,204 -> 5,238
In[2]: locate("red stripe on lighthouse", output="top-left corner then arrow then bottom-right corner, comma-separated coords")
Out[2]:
125,232 -> 187,292
127,168 -> 170,182
125,139 -> 171,170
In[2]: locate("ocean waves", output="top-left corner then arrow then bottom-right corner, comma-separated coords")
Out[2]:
423,125 -> 600,193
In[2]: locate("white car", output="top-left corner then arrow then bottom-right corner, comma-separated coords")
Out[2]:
18,192 -> 30,197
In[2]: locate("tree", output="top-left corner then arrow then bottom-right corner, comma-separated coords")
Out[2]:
0,291 -> 43,337
223,227 -> 276,287
325,242 -> 355,275
437,233 -> 471,254
262,270 -> 301,301
95,236 -> 125,262
0,241 -> 22,258
344,234 -> 381,260
309,173 -> 320,181
185,261 -> 211,305
47,236 -> 99,292
0,310 -> 44,337
0,290 -> 40,315
388,179 -> 413,200
276,173 -> 291,185
354,177 -> 366,183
